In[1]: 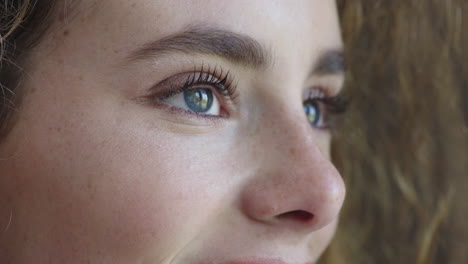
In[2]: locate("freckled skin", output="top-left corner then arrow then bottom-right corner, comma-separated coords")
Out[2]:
0,0 -> 345,263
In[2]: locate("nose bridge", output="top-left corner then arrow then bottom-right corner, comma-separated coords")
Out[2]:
257,98 -> 325,166
241,100 -> 345,233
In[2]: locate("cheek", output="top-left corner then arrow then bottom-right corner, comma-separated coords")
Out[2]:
6,97 -> 228,260
307,219 -> 339,258
316,133 -> 332,158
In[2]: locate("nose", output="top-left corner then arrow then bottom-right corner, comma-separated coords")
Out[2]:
240,105 -> 346,233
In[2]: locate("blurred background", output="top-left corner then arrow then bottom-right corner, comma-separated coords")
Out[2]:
323,1 -> 467,263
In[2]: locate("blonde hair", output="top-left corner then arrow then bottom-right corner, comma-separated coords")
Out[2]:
0,1 -> 29,60
0,0 -> 57,140
0,0 -> 29,138
323,0 -> 467,263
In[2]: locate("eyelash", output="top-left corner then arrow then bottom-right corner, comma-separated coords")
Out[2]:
308,88 -> 348,113
148,64 -> 348,128
305,88 -> 349,129
160,64 -> 237,104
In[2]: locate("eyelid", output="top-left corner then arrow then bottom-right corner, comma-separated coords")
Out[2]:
304,86 -> 349,130
305,73 -> 345,98
145,65 -> 239,119
150,65 -> 237,96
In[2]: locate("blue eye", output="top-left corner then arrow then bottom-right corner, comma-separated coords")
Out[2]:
163,86 -> 221,116
184,88 -> 213,113
304,100 -> 321,127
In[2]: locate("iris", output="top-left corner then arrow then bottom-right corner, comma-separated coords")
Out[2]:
304,101 -> 320,127
184,88 -> 213,113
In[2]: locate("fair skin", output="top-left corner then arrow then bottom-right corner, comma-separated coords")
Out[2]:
0,0 -> 345,263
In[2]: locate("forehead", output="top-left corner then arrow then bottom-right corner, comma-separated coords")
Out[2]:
49,0 -> 342,78
57,0 -> 341,50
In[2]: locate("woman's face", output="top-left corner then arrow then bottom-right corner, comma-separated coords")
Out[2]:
0,0 -> 345,263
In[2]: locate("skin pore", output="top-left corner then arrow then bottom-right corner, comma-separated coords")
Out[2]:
0,0 -> 345,263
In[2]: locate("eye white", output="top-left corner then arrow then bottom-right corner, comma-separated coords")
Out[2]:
163,89 -> 221,115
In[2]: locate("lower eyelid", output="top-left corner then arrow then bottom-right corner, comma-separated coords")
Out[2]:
152,93 -> 230,119
142,64 -> 239,109
151,99 -> 228,125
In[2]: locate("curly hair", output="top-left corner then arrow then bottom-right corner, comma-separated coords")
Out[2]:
323,0 -> 467,263
0,0 -> 58,140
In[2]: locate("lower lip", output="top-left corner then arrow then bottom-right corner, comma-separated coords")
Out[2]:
222,259 -> 313,264
224,261 -> 285,264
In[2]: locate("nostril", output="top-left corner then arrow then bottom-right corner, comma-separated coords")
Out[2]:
277,210 -> 314,223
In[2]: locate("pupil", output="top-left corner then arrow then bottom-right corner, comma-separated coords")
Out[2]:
184,88 -> 213,113
304,101 -> 320,126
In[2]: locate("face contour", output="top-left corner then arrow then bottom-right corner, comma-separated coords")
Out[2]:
0,0 -> 345,263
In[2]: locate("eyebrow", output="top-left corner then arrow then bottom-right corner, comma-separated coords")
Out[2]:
125,25 -> 344,76
313,50 -> 345,76
126,25 -> 270,68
